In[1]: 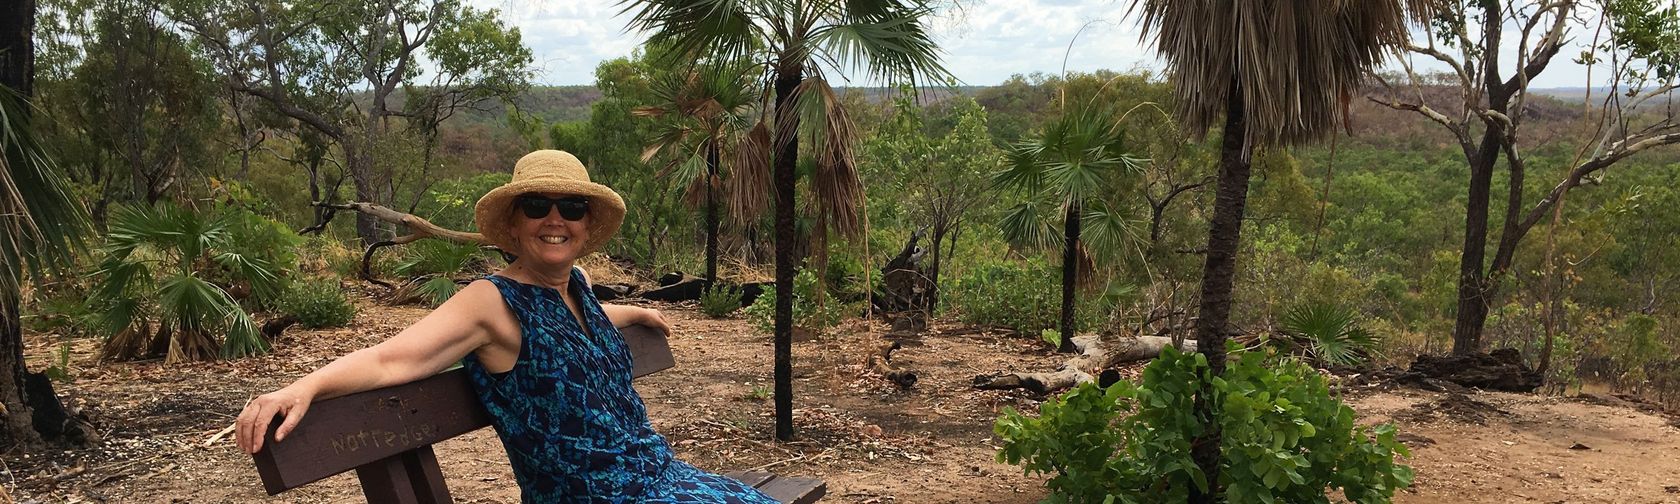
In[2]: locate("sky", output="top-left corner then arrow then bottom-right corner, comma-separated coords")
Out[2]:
467,0 -> 1603,90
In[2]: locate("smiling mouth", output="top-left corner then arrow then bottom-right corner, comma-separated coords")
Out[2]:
539,236 -> 570,244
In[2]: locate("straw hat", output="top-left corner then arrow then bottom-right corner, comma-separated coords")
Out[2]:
474,150 -> 625,257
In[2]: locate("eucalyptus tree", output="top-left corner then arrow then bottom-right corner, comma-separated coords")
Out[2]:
50,1 -> 220,207
1128,1 -> 1425,500
993,100 -> 1145,353
622,0 -> 950,441
1370,0 -> 1680,355
173,0 -> 533,245
635,59 -> 766,284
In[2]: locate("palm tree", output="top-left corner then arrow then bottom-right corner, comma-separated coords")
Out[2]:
90,203 -> 281,363
1127,0 -> 1427,500
623,0 -> 949,441
1,83 -> 93,448
994,101 -> 1145,353
635,58 -> 766,284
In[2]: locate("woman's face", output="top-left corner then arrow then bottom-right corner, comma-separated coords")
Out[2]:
509,192 -> 592,267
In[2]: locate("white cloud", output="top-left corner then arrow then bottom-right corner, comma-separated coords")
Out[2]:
470,0 -> 1594,89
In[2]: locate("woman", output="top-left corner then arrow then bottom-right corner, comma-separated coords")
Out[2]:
235,150 -> 778,503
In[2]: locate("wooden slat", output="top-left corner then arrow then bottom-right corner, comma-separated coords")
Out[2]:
253,368 -> 491,495
253,325 -> 673,495
623,324 -> 675,378
755,476 -> 827,504
723,470 -> 777,488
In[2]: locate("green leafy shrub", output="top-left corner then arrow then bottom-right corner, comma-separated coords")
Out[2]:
700,284 -> 742,318
1279,302 -> 1381,368
996,346 -> 1413,503
944,257 -> 1104,335
744,270 -> 848,334
279,278 -> 357,329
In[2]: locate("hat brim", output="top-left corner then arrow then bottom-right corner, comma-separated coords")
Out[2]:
474,179 -> 626,257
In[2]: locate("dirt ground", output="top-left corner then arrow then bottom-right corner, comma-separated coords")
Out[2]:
4,294 -> 1680,503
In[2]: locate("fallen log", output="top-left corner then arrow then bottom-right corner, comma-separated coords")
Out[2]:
868,341 -> 917,389
1406,348 -> 1541,392
973,335 -> 1195,394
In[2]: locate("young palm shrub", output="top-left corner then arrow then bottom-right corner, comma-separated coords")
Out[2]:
392,239 -> 487,307
993,101 -> 1146,353
1279,302 -> 1380,368
90,203 -> 283,362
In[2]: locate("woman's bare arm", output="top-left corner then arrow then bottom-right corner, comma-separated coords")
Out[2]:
235,280 -> 507,454
578,267 -> 672,334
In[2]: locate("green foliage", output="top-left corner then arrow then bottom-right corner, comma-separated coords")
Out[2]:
944,258 -> 1101,335
744,270 -> 848,334
279,278 -> 357,329
44,343 -> 75,384
1,84 -> 90,293
395,240 -> 486,278
1280,303 -> 1380,368
996,346 -> 1414,503
700,284 -> 743,318
88,203 -> 290,360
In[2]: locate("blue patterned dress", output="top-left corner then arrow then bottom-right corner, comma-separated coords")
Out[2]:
460,270 -> 779,503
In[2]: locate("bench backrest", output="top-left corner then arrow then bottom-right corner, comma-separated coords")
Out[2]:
251,324 -> 675,495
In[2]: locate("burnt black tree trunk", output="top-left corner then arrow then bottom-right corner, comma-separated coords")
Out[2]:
1058,201 -> 1081,354
2,0 -> 90,450
2,0 -> 41,450
771,68 -> 802,442
1189,82 -> 1253,504
705,140 -> 720,284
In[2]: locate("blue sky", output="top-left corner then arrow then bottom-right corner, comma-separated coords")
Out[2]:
468,0 -> 1601,89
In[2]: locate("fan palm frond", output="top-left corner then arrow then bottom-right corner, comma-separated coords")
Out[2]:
726,120 -> 774,224
1130,0 -> 1429,147
999,198 -> 1065,251
0,86 -> 89,293
1281,302 -> 1381,367
790,76 -> 864,237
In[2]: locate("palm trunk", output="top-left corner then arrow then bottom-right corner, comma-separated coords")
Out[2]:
772,68 -> 802,442
705,141 -> 720,284
1190,85 -> 1253,504
1058,201 -> 1081,354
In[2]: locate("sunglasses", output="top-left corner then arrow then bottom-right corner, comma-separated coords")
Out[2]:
515,195 -> 590,221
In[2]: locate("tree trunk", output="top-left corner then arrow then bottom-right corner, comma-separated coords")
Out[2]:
772,68 -> 802,442
1451,130 -> 1502,355
974,335 -> 1196,394
1059,201 -> 1081,354
1189,85 -> 1253,504
1,0 -> 41,450
0,285 -> 39,449
705,140 -> 720,284
344,143 -> 382,246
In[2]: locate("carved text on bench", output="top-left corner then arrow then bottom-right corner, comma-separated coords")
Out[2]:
330,423 -> 440,455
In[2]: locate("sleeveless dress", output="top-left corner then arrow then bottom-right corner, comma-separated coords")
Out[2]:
460,269 -> 779,503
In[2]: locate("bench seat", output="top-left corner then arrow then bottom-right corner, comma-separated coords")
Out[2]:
250,325 -> 824,503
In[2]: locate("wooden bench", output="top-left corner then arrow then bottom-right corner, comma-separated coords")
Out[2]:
249,325 -> 825,503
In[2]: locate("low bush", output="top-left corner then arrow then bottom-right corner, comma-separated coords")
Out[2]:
943,257 -> 1105,335
744,270 -> 849,334
279,278 -> 357,329
699,284 -> 742,318
997,346 -> 1413,503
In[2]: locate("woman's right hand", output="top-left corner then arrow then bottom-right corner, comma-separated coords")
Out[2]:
236,386 -> 315,454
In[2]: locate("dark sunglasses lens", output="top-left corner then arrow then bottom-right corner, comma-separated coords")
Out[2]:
556,200 -> 588,221
517,198 -> 552,219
